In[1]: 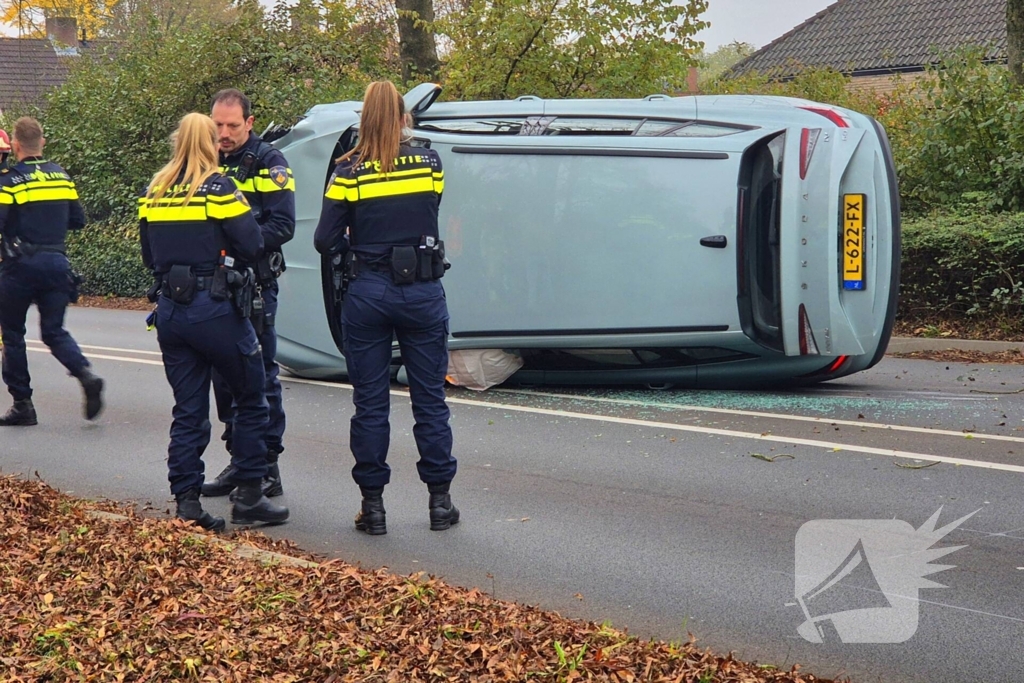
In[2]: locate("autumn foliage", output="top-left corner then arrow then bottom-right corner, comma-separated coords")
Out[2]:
0,474 -> 842,682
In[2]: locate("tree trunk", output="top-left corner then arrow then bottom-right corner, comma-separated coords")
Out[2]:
395,0 -> 440,82
1009,0 -> 1024,85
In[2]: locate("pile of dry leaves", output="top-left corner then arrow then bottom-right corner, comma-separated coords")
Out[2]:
0,474 -> 843,682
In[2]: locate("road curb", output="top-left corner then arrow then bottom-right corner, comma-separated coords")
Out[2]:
887,336 -> 1024,354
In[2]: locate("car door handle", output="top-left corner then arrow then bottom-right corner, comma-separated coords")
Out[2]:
700,235 -> 728,248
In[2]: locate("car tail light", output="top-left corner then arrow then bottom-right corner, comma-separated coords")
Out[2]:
825,355 -> 848,373
798,304 -> 820,355
799,128 -> 821,180
799,105 -> 850,128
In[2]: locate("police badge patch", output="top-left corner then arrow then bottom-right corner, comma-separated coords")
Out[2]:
234,189 -> 250,207
269,166 -> 289,189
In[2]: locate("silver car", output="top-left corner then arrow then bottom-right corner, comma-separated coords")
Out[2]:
270,84 -> 899,387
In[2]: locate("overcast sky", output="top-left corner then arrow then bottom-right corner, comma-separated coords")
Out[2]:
695,0 -> 837,52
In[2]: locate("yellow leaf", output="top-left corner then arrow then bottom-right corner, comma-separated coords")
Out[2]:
43,593 -> 54,606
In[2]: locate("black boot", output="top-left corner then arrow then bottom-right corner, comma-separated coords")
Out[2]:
78,369 -> 104,421
428,483 -> 460,531
231,480 -> 289,525
175,489 -> 225,532
201,463 -> 237,497
263,449 -> 284,498
0,399 -> 37,426
355,487 -> 386,535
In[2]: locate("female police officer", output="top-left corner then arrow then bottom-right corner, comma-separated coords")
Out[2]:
140,113 -> 288,531
314,81 -> 458,535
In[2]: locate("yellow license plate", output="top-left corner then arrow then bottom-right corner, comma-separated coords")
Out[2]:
842,194 -> 866,290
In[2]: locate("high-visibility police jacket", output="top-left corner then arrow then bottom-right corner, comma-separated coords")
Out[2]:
138,173 -> 263,275
0,157 -> 86,249
313,145 -> 444,257
219,133 -> 295,254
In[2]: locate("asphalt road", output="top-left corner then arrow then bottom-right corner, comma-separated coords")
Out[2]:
4,306 -> 1024,683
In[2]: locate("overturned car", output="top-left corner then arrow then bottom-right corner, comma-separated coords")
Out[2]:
270,84 -> 900,388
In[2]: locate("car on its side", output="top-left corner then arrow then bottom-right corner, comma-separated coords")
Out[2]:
268,84 -> 900,388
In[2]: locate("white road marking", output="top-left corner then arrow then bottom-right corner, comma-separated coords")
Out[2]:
28,341 -> 1024,474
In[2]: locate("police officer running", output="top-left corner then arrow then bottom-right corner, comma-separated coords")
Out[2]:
0,117 -> 103,426
202,89 -> 295,501
314,81 -> 458,535
140,112 -> 288,531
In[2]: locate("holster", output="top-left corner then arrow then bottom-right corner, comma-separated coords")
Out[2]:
146,276 -> 161,303
166,265 -> 197,304
227,267 -> 256,318
67,270 -> 83,304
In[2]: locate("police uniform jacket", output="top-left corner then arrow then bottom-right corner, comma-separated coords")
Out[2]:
0,157 -> 86,253
313,145 -> 444,258
138,174 -> 263,275
219,133 -> 295,255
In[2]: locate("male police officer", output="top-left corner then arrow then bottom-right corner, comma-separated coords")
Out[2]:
0,117 -> 103,426
202,89 -> 295,499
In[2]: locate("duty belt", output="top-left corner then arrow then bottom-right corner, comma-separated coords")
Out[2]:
19,242 -> 66,256
161,274 -> 214,291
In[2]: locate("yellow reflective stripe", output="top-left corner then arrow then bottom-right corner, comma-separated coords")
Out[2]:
253,175 -> 295,192
257,168 -> 294,177
13,187 -> 79,203
434,177 -> 445,194
138,197 -> 148,219
358,176 -> 435,200
206,195 -> 251,219
227,177 -> 255,193
146,206 -> 208,222
357,167 -> 433,182
325,184 -> 358,202
0,189 -> 13,205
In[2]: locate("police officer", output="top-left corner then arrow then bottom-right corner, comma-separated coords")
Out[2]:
140,112 -> 288,530
314,81 -> 458,535
202,89 -> 295,500
0,117 -> 103,426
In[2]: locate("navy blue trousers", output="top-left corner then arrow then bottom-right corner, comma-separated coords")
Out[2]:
0,254 -> 89,400
155,291 -> 268,496
341,271 -> 456,489
211,284 -> 285,456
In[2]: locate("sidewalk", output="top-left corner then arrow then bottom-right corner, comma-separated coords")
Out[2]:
887,336 -> 1024,354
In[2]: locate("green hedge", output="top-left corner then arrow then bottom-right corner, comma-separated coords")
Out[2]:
66,222 -> 152,298
900,205 -> 1024,321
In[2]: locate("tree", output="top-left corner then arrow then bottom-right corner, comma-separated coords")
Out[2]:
0,0 -> 105,39
1009,0 -> 1024,85
44,0 -> 397,222
396,0 -> 439,81
437,0 -> 709,100
697,40 -> 755,85
101,0 -> 237,37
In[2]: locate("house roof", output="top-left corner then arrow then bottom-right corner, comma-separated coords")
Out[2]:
0,38 -> 105,110
730,0 -> 1006,77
